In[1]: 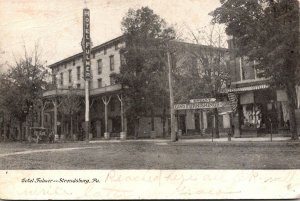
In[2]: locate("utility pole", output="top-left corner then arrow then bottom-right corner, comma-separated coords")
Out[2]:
82,8 -> 91,141
167,46 -> 177,142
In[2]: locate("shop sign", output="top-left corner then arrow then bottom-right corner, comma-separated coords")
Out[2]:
174,101 -> 231,110
190,98 -> 216,103
82,8 -> 91,79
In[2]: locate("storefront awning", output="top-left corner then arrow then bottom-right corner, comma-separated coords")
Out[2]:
227,84 -> 270,93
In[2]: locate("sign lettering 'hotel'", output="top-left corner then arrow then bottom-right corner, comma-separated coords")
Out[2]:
82,8 -> 91,79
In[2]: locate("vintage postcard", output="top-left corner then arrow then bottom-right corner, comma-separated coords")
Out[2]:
0,0 -> 300,199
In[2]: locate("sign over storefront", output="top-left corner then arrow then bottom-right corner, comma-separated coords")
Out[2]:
190,98 -> 216,103
174,102 -> 231,110
227,84 -> 269,92
82,8 -> 91,79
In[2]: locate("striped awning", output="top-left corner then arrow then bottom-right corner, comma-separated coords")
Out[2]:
227,84 -> 269,93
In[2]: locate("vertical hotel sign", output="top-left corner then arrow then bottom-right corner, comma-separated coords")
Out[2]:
82,8 -> 91,79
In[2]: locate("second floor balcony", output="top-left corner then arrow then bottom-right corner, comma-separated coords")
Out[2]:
43,84 -> 122,98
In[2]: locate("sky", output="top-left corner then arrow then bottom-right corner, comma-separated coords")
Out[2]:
0,0 -> 222,72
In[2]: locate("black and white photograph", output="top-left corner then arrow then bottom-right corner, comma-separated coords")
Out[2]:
0,0 -> 299,199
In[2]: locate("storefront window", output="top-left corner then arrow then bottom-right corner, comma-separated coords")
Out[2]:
241,104 -> 263,129
241,100 -> 290,133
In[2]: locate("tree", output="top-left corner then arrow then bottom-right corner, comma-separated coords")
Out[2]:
113,7 -> 175,138
0,46 -> 49,140
173,25 -> 230,137
211,0 -> 299,140
0,73 -> 13,140
58,88 -> 81,138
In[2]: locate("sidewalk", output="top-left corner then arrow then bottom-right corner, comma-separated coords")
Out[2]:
180,136 -> 291,142
90,135 -> 297,144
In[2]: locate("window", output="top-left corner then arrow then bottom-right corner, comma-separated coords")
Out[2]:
114,43 -> 118,50
52,74 -> 57,86
120,52 -> 126,66
33,112 -> 38,122
92,53 -> 95,59
253,61 -> 265,79
73,60 -> 75,66
60,72 -> 63,85
77,66 -> 81,80
110,76 -> 115,85
104,48 -> 107,55
97,78 -> 102,88
68,69 -> 72,83
97,59 -> 102,74
110,55 -> 114,71
77,83 -> 81,89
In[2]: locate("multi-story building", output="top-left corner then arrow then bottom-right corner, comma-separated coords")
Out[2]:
42,36 -> 231,140
43,36 -> 125,139
226,37 -> 300,137
43,34 -> 300,140
171,41 -> 231,136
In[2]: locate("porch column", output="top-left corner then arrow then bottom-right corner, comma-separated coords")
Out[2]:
117,94 -> 126,140
202,111 -> 207,134
233,113 -> 241,137
233,95 -> 241,137
102,96 -> 111,139
199,110 -> 202,130
185,110 -> 188,135
52,99 -> 58,136
176,110 -> 179,132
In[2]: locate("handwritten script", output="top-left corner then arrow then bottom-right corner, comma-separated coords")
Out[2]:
6,170 -> 298,199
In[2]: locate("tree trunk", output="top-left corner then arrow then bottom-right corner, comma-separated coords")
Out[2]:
151,108 -> 154,131
61,114 -> 65,137
134,118 -> 139,139
214,108 -> 220,138
0,118 -> 2,140
286,81 -> 299,140
70,115 -> 73,136
162,107 -> 166,138
53,99 -> 58,135
3,121 -> 7,142
19,121 -> 23,141
0,121 -> 2,142
41,105 -> 44,127
8,118 -> 12,140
